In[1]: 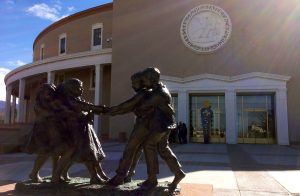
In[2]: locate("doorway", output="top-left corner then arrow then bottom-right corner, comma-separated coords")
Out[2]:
237,94 -> 276,144
189,94 -> 226,143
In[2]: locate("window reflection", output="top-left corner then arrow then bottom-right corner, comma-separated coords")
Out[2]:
189,95 -> 226,143
237,94 -> 276,144
171,95 -> 178,122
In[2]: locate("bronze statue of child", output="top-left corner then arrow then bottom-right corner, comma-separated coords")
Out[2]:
107,68 -> 185,190
51,78 -> 109,184
106,72 -> 148,186
25,83 -> 71,182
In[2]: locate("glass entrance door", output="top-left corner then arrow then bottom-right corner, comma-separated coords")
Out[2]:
171,94 -> 178,122
237,94 -> 276,144
189,94 -> 226,143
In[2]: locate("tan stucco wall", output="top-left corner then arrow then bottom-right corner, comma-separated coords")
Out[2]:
111,0 -> 300,142
33,9 -> 113,61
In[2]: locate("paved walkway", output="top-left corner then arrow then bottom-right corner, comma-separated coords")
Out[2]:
0,142 -> 300,195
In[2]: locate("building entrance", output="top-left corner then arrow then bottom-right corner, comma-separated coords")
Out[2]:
237,94 -> 276,144
189,94 -> 226,143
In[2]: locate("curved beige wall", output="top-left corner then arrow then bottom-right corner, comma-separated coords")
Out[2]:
33,7 -> 113,62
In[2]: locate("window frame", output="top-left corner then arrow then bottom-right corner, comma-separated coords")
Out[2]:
91,23 -> 103,50
58,33 -> 67,55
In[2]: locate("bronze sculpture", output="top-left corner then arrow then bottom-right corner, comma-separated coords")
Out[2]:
51,78 -> 109,184
23,68 -> 184,194
25,83 -> 70,182
107,67 -> 185,190
26,79 -> 109,184
138,67 -> 185,190
106,71 -> 152,186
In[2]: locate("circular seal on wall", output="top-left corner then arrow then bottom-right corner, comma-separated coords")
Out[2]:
180,4 -> 232,54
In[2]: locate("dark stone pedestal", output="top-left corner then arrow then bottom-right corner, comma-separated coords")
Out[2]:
15,178 -> 180,196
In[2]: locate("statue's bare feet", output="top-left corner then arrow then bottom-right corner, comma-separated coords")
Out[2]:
90,175 -> 105,184
51,176 -> 66,183
62,172 -> 71,182
107,175 -> 124,186
168,170 -> 186,190
137,179 -> 158,190
123,175 -> 132,183
29,173 -> 43,183
98,172 -> 110,181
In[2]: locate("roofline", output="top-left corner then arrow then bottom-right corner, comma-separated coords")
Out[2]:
4,48 -> 112,85
33,2 -> 113,48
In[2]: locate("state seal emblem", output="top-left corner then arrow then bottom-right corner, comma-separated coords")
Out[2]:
180,4 -> 232,53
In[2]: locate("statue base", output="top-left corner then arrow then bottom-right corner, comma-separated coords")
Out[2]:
15,177 -> 181,196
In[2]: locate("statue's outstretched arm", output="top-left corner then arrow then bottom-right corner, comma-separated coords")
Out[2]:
108,93 -> 144,116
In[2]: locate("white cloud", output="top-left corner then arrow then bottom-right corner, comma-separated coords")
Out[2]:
52,0 -> 62,5
54,4 -> 62,11
0,68 -> 11,101
4,0 -> 14,10
26,3 -> 61,22
5,0 -> 14,5
7,60 -> 26,67
68,6 -> 75,12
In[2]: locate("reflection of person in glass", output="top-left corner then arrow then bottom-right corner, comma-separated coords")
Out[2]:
200,101 -> 213,144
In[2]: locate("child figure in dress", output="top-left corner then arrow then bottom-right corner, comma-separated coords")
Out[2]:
52,78 -> 109,184
26,83 -> 71,182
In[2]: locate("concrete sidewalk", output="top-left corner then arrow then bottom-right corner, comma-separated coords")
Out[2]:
1,142 -> 300,195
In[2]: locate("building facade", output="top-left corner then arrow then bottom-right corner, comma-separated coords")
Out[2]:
4,1 -> 300,145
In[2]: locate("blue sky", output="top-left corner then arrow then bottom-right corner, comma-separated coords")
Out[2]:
0,0 -> 112,101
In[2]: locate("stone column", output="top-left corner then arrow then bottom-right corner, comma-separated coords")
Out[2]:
177,90 -> 189,140
23,99 -> 28,122
11,96 -> 16,123
225,89 -> 237,144
94,64 -> 103,135
177,90 -> 188,123
47,71 -> 55,84
4,85 -> 12,124
17,79 -> 26,123
276,89 -> 289,145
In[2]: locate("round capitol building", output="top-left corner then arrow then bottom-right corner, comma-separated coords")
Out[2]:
4,1 -> 300,145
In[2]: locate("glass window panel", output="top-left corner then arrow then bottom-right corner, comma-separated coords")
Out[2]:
40,47 -> 44,60
171,95 -> 178,122
189,95 -> 226,143
60,37 -> 66,54
93,28 -> 102,46
237,94 -> 276,144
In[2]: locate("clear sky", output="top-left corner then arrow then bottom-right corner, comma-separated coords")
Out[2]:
0,0 -> 113,101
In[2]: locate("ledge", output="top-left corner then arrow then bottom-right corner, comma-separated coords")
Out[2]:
15,178 -> 181,196
5,48 -> 112,84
